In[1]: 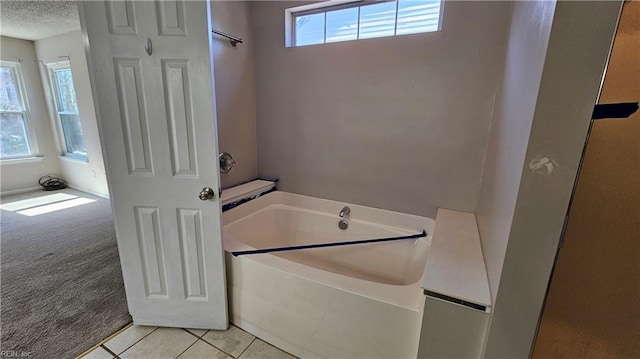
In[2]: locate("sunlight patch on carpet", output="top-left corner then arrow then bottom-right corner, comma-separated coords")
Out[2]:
0,193 -> 78,212
16,197 -> 96,217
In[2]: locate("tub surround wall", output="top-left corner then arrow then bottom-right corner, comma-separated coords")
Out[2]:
251,1 -> 511,218
35,31 -> 108,197
211,1 -> 258,188
0,36 -> 61,194
483,1 -> 622,357
475,0 -> 555,304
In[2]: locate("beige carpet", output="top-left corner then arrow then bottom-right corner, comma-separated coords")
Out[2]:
533,317 -> 626,359
1,189 -> 130,358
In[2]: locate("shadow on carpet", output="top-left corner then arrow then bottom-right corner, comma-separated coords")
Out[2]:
1,189 -> 131,358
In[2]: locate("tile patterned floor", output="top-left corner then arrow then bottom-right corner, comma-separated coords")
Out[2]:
81,324 -> 297,359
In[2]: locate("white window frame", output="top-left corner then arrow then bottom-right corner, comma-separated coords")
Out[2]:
285,0 -> 444,47
46,61 -> 88,162
0,60 -> 39,160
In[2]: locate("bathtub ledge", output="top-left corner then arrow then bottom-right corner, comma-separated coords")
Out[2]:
422,208 -> 492,312
221,179 -> 276,206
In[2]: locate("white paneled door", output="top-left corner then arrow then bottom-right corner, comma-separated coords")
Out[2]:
78,1 -> 227,329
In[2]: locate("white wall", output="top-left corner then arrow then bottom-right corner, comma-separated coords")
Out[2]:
482,1 -> 622,357
0,36 -> 61,194
35,30 -> 108,197
476,0 -> 555,303
211,1 -> 258,188
534,3 -> 640,356
418,297 -> 490,358
251,1 -> 512,218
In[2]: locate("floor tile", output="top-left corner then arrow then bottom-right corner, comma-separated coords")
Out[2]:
239,339 -> 296,359
177,340 -> 231,359
82,346 -> 114,359
184,328 -> 207,337
104,325 -> 157,354
201,325 -> 255,358
120,327 -> 198,359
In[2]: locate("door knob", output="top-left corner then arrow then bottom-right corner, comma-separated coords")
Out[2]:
199,187 -> 215,201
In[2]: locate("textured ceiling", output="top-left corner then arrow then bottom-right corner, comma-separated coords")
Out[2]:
0,1 -> 80,41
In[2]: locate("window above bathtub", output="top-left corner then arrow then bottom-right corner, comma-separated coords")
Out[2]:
285,0 -> 443,47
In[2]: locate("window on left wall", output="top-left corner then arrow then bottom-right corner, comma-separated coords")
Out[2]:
0,61 -> 35,159
47,62 -> 87,161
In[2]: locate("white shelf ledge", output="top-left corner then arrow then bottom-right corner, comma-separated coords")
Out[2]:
422,208 -> 492,312
221,180 -> 275,206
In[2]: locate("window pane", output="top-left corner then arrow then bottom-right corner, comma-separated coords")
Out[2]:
295,13 -> 325,46
60,114 -> 86,157
1,113 -> 31,157
0,67 -> 22,111
54,69 -> 78,113
326,7 -> 359,43
358,1 -> 397,39
396,0 -> 441,35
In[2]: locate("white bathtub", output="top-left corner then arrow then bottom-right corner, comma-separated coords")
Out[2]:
223,191 -> 434,358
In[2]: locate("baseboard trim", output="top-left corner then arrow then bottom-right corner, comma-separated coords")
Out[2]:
67,184 -> 110,199
0,185 -> 110,199
0,186 -> 42,197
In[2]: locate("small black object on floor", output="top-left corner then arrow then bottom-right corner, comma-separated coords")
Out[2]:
38,175 -> 68,191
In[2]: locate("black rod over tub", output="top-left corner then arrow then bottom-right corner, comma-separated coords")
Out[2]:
231,230 -> 427,257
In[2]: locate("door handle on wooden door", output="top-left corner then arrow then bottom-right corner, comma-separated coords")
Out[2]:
199,187 -> 215,201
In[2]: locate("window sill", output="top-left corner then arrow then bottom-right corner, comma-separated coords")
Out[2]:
58,155 -> 89,163
0,156 -> 45,165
